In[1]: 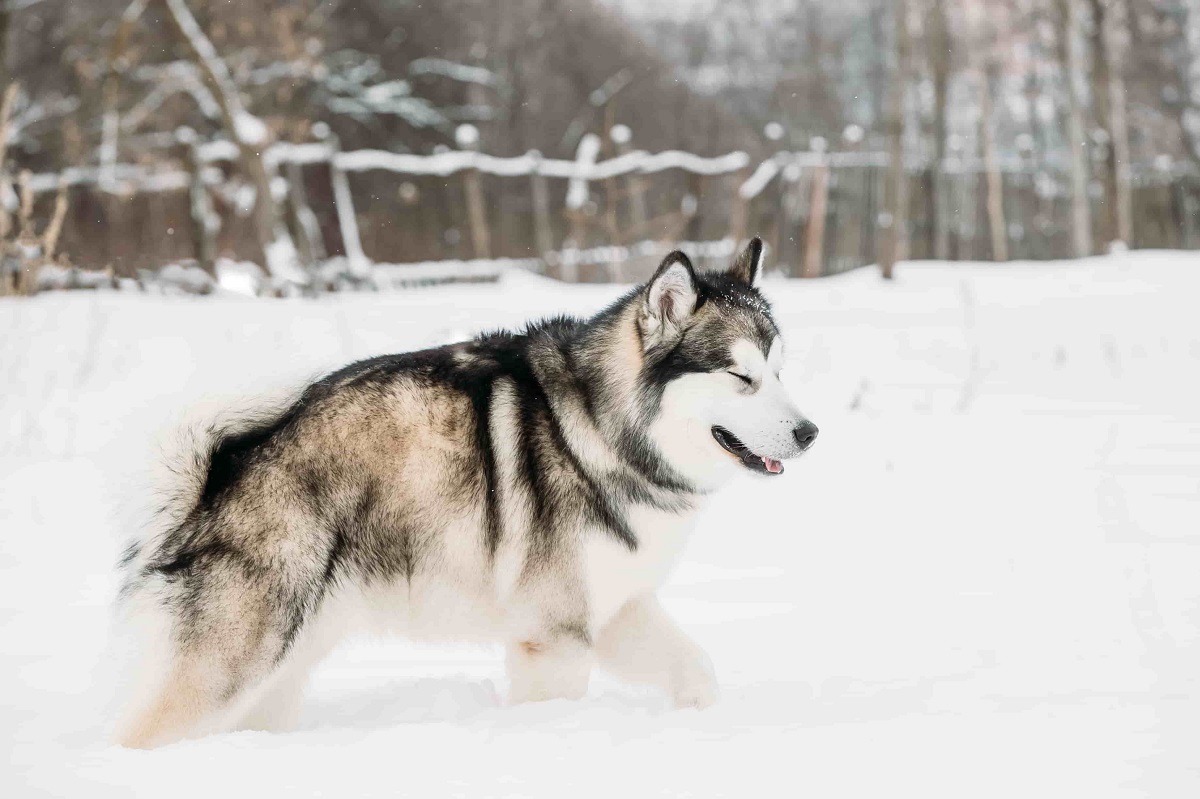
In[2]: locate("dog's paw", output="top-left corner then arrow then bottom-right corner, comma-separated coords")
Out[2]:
671,650 -> 719,710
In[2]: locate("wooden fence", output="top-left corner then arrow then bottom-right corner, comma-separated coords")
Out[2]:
11,130 -> 1200,290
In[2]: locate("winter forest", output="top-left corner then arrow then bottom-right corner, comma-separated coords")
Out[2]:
1,0 -> 1199,292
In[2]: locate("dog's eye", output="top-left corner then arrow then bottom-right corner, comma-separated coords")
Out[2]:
728,372 -> 753,386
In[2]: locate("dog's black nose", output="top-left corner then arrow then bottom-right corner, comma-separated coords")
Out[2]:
793,420 -> 819,451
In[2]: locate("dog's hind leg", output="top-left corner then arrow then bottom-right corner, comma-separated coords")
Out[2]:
116,652 -> 243,750
235,597 -> 348,734
114,554 -> 328,748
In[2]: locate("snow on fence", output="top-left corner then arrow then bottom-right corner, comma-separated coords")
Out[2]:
25,140 -> 769,194
9,128 -> 1200,295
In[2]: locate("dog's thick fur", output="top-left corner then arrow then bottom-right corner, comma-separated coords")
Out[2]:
112,239 -> 817,748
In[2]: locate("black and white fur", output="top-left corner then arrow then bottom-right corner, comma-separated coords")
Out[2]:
112,239 -> 818,748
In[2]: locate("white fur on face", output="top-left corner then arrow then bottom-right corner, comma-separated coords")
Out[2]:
649,336 -> 810,488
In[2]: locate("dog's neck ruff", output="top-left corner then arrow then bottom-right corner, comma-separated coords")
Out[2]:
536,296 -> 704,505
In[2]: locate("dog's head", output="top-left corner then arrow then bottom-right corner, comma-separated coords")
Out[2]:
637,238 -> 817,488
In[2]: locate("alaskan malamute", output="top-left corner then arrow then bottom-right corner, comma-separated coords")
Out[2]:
113,238 -> 818,747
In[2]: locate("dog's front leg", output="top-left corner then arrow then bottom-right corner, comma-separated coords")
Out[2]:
595,593 -> 718,709
505,626 -> 593,704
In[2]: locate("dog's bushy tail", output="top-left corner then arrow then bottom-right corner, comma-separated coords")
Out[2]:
115,386 -> 306,596
103,381 -> 315,744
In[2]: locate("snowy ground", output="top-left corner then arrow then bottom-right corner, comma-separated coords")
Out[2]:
2,252 -> 1198,797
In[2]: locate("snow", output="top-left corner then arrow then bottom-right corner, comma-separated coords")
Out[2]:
27,163 -> 229,196
322,73 -> 448,129
262,236 -> 307,285
408,58 -> 497,87
329,146 -> 751,181
215,259 -> 265,296
739,157 -> 781,199
124,62 -> 221,128
372,257 -> 543,288
2,252 -> 1199,797
554,237 -> 739,271
454,123 -> 480,149
232,112 -> 268,147
82,138 -> 861,193
566,133 -> 602,211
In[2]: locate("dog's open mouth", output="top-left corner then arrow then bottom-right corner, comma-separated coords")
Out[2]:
711,426 -> 784,475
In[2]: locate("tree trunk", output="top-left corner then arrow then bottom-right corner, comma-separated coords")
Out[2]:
1181,0 -> 1200,166
1089,0 -> 1132,247
1086,0 -> 1132,248
979,63 -> 1008,262
1054,0 -> 1094,258
159,0 -> 302,284
881,0 -> 910,280
929,0 -> 952,261
0,3 -> 10,97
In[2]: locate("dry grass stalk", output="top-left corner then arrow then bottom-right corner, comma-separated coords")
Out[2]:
18,169 -> 33,238
42,179 -> 69,260
0,83 -> 19,172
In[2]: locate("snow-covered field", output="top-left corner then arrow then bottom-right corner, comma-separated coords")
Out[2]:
2,252 -> 1198,797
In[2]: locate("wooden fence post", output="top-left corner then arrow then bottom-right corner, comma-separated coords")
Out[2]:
782,158 -> 808,277
729,166 -> 751,246
563,133 -> 601,283
286,159 -> 325,267
176,127 -> 216,276
528,150 -> 554,261
612,124 -> 647,235
1179,175 -> 1197,250
457,124 -> 491,260
802,144 -> 830,278
326,133 -> 368,279
685,172 -> 704,243
601,119 -> 622,282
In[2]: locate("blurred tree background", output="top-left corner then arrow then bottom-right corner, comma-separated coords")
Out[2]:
0,0 -> 1198,290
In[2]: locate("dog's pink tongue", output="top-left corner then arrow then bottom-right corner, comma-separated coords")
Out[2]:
762,457 -> 783,474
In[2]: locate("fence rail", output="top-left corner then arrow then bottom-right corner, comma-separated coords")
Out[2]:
7,131 -> 1200,293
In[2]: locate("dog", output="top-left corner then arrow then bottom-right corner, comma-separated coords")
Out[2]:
111,238 -> 818,748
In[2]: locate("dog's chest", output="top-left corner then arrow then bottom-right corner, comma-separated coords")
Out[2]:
583,502 -> 701,628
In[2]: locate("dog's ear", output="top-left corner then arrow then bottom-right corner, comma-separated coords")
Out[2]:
640,251 -> 698,350
728,237 -> 764,286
